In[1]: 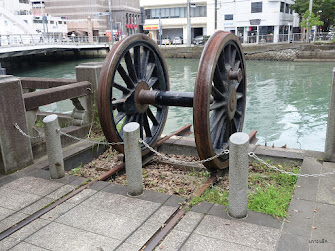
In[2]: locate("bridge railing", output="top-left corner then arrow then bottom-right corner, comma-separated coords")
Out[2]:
0,34 -> 106,47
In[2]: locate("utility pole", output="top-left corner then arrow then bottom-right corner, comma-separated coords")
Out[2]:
307,0 -> 313,42
159,9 -> 162,48
187,0 -> 191,46
41,0 -> 46,41
108,0 -> 114,44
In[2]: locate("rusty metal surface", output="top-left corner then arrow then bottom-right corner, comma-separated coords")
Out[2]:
98,34 -> 169,155
20,77 -> 77,89
23,81 -> 92,111
193,31 -> 247,171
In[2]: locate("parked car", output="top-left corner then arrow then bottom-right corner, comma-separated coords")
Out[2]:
172,36 -> 183,45
193,35 -> 204,45
161,37 -> 171,45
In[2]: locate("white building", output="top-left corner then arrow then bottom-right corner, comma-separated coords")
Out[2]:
140,0 -> 299,44
0,0 -> 67,36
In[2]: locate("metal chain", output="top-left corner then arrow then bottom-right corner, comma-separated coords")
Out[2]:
140,139 -> 229,164
14,123 -> 43,139
59,131 -> 124,146
249,152 -> 335,177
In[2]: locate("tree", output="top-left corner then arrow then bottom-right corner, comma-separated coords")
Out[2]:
299,10 -> 324,30
291,0 -> 335,31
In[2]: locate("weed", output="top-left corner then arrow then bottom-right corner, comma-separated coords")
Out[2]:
35,120 -> 44,128
189,196 -> 205,207
69,164 -> 83,176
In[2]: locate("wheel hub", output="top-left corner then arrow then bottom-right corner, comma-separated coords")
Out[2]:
227,87 -> 237,120
124,81 -> 149,115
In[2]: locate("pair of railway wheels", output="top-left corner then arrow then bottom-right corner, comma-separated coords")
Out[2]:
98,31 -> 247,171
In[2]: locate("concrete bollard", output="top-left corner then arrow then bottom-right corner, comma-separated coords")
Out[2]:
43,114 -> 65,179
324,68 -> 335,162
124,122 -> 143,196
228,132 -> 249,219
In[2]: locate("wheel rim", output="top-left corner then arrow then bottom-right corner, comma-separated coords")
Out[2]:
98,34 -> 169,154
194,31 -> 247,170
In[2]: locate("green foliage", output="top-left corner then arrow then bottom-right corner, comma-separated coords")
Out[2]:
291,0 -> 335,31
35,120 -> 44,128
300,10 -> 324,29
189,196 -> 205,207
69,164 -> 83,176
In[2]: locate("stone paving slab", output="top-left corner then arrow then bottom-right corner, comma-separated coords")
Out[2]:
0,206 -> 16,221
2,176 -> 63,196
82,189 -> 161,220
276,231 -> 309,251
311,203 -> 335,244
0,211 -> 30,233
194,215 -> 281,250
156,229 -> 190,251
20,197 -> 54,215
0,187 -> 41,211
294,157 -> 321,202
181,233 -> 261,251
282,198 -> 316,237
316,162 -> 335,205
10,242 -> 48,251
55,203 -> 143,240
10,218 -> 50,241
0,237 -> 21,250
40,201 -> 76,221
116,242 -> 142,251
25,222 -> 122,251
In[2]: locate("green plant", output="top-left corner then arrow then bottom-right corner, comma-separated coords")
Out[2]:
35,120 -> 44,128
69,164 -> 83,176
189,196 -> 205,207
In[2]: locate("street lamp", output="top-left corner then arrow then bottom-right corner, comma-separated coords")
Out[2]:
186,0 -> 196,47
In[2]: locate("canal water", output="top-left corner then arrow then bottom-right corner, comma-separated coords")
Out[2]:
12,58 -> 335,152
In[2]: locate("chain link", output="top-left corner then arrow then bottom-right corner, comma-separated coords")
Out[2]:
140,139 -> 229,165
249,152 -> 335,177
14,123 -> 43,139
59,131 -> 124,146
14,122 -> 335,177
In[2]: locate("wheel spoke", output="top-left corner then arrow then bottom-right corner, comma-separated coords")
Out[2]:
213,65 -> 225,93
133,46 -> 141,79
233,117 -> 240,131
234,60 -> 241,71
143,111 -> 152,137
120,115 -> 131,136
210,110 -> 225,132
147,108 -> 158,125
212,119 -> 226,149
211,85 -> 225,100
231,48 -> 237,65
114,112 -> 126,125
124,51 -> 138,83
112,98 -> 126,106
117,64 -> 135,89
146,63 -> 155,82
136,114 -> 144,139
236,92 -> 243,100
113,82 -> 130,94
210,100 -> 227,111
231,117 -> 238,133
141,49 -> 150,80
148,77 -> 158,89
235,109 -> 242,118
152,103 -> 163,110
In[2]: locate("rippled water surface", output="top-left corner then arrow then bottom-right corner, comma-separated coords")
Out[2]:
13,58 -> 335,151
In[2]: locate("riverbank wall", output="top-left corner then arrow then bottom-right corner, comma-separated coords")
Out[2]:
160,43 -> 335,62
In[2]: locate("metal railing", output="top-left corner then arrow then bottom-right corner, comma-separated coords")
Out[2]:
0,34 -> 109,47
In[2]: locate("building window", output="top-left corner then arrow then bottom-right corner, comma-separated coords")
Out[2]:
19,0 -> 29,4
50,21 -> 54,24
144,6 -> 206,19
225,14 -> 233,20
280,2 -> 285,12
33,20 -> 43,23
58,21 -> 62,24
251,2 -> 262,13
285,4 -> 290,13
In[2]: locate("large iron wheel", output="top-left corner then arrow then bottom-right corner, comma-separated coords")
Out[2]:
98,34 -> 169,154
193,31 -> 247,170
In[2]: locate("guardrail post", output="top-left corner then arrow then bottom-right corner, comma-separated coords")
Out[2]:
0,76 -> 33,175
43,114 -> 65,179
124,122 -> 143,196
324,68 -> 335,162
75,62 -> 102,105
228,132 -> 249,219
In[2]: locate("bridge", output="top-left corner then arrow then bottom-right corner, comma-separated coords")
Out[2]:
0,34 -> 111,59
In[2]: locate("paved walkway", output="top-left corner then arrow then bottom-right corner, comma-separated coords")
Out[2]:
0,157 -> 334,250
